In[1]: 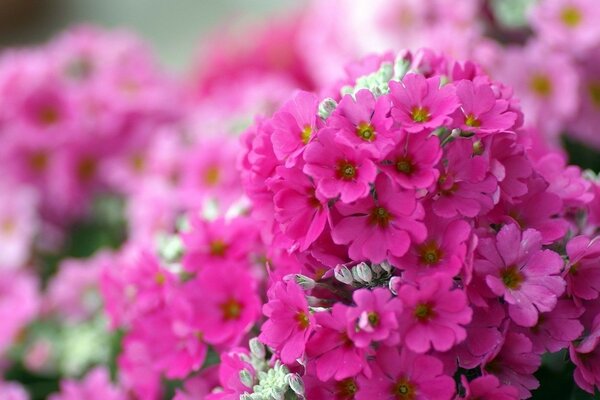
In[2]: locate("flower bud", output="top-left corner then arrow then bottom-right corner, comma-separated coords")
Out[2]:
294,274 -> 316,290
318,98 -> 337,120
249,337 -> 266,360
355,262 -> 373,283
389,276 -> 402,295
334,265 -> 353,284
239,369 -> 254,388
286,373 -> 305,397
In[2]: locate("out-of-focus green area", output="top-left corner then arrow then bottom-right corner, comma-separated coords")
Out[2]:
0,0 -> 301,71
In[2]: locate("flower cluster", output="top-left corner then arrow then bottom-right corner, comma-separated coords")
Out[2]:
232,49 -> 600,398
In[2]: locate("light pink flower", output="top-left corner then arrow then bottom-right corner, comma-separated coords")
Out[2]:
49,367 -> 124,400
458,375 -> 519,400
454,79 -> 517,135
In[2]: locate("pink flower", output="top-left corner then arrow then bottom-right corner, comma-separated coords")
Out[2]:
49,367 -> 124,400
0,184 -> 38,268
432,138 -> 497,218
46,255 -> 104,323
259,280 -> 314,364
531,0 -> 600,53
332,174 -> 426,263
346,288 -> 403,348
0,381 -> 29,400
306,303 -> 370,381
356,347 -> 455,400
205,349 -> 254,400
393,212 -> 471,280
0,270 -> 39,355
458,375 -> 519,400
570,314 -> 600,394
328,89 -> 397,158
270,166 -> 329,251
490,177 -> 568,244
182,216 -> 259,272
476,224 -> 565,327
519,299 -> 584,353
482,332 -> 540,399
189,264 -> 261,347
566,235 -> 600,301
380,131 -> 442,189
390,73 -> 459,133
396,274 -> 472,353
303,128 -> 377,202
456,302 -> 506,370
454,79 -> 517,135
304,374 -> 362,400
271,90 -> 320,165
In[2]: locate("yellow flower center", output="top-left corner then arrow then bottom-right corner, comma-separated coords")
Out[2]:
203,165 -> 220,186
419,242 -> 443,265
335,378 -> 358,399
38,105 -> 60,126
220,298 -> 243,320
414,303 -> 435,322
396,157 -> 414,175
301,125 -> 312,144
561,6 -> 582,27
209,239 -> 228,257
588,81 -> 600,108
530,74 -> 553,97
392,377 -> 416,400
411,106 -> 430,123
337,161 -> 357,180
356,122 -> 376,142
370,206 -> 393,228
465,114 -> 481,127
501,265 -> 524,290
295,310 -> 310,329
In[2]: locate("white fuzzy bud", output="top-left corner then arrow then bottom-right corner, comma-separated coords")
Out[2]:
249,338 -> 266,360
239,369 -> 254,388
355,262 -> 373,283
286,373 -> 305,397
318,98 -> 337,120
334,265 -> 354,284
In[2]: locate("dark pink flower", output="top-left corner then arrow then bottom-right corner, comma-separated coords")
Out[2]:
566,235 -> 600,301
570,314 -> 600,394
519,299 -> 584,353
259,280 -> 314,364
356,347 -> 455,400
459,375 -> 519,400
270,166 -> 329,252
332,174 -> 426,263
304,128 -> 377,202
390,73 -> 459,133
432,138 -> 497,218
306,303 -> 370,381
393,211 -> 471,280
476,224 -> 565,327
482,332 -> 540,399
190,264 -> 261,347
396,274 -> 472,353
380,131 -> 442,190
346,288 -> 403,348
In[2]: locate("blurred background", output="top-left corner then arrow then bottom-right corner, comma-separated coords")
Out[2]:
0,0 -> 300,71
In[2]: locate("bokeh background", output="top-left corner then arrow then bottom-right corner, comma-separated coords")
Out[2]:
0,0 -> 299,71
